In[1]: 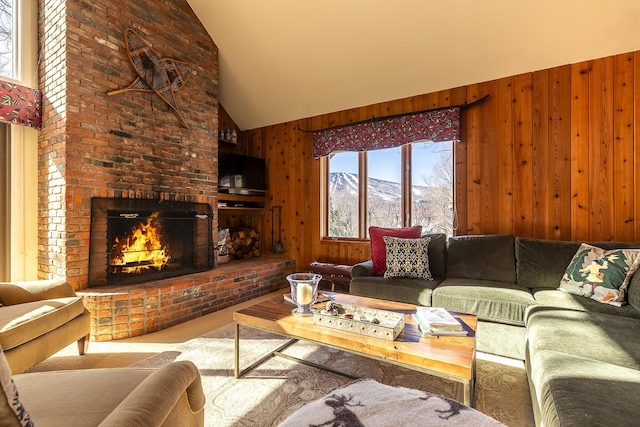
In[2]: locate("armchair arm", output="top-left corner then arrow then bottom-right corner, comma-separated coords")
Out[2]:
0,280 -> 77,306
98,361 -> 205,427
351,260 -> 374,278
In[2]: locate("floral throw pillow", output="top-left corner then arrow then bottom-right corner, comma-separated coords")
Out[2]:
558,243 -> 640,306
0,347 -> 34,427
383,236 -> 433,280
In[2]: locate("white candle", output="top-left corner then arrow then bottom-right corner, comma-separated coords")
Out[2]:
296,281 -> 313,305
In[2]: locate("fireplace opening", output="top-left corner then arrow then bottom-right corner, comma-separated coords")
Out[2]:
89,198 -> 214,287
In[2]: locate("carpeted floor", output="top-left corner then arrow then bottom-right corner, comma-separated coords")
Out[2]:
30,323 -> 535,427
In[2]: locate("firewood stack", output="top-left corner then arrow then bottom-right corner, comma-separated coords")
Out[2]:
226,227 -> 261,260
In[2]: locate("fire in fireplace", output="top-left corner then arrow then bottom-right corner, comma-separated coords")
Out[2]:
89,198 -> 214,287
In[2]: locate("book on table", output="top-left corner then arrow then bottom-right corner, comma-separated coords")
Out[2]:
412,313 -> 468,336
413,307 -> 467,336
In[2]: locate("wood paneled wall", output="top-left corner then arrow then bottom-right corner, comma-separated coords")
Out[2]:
245,49 -> 640,271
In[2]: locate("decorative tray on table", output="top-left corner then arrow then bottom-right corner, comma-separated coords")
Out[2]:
313,302 -> 406,341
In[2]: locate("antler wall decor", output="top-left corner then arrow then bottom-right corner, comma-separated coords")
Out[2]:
107,28 -> 194,129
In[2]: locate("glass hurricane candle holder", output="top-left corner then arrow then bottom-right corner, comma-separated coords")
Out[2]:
286,273 -> 322,317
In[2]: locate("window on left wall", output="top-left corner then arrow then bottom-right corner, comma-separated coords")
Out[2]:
0,0 -> 14,79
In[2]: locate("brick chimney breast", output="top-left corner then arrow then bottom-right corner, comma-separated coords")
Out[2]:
38,0 -> 219,289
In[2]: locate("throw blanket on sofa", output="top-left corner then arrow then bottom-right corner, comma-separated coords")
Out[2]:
278,379 -> 504,427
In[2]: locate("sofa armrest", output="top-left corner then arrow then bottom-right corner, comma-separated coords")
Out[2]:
351,260 -> 374,278
98,361 -> 205,427
0,280 -> 78,306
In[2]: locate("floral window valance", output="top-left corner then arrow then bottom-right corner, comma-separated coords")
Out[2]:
312,107 -> 460,158
0,80 -> 42,130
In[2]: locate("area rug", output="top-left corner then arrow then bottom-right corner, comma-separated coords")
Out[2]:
129,324 -> 534,427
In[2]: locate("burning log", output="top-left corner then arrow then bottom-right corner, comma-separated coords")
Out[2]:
110,212 -> 171,273
226,227 -> 261,260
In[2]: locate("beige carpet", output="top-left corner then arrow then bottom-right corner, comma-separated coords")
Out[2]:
31,323 -> 534,426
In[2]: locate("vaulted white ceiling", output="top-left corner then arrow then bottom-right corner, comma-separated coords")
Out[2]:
187,0 -> 640,130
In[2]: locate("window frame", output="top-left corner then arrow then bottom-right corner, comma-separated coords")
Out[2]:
321,142 -> 452,241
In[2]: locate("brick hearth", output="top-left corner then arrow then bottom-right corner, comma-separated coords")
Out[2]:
81,258 -> 295,341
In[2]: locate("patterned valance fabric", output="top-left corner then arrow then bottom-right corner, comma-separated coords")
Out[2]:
0,80 -> 42,130
312,107 -> 460,158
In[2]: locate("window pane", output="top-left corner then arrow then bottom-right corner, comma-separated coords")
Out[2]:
0,0 -> 13,79
411,141 -> 453,236
328,151 -> 359,237
367,147 -> 402,231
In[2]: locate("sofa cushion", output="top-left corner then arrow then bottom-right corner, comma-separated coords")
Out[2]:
422,233 -> 447,279
351,260 -> 374,278
432,278 -> 537,326
628,270 -> 640,311
558,244 -> 640,306
515,238 -> 582,288
526,306 -> 640,370
531,288 -> 640,319
14,368 -> 155,427
0,347 -> 33,427
0,297 -> 86,351
383,236 -> 432,280
369,226 -> 422,276
516,237 -> 640,289
446,235 -> 516,283
527,349 -> 640,427
350,276 -> 441,306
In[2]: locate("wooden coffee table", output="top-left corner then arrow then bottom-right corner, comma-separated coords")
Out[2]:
233,292 -> 477,407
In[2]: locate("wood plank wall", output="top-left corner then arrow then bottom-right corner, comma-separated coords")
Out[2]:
242,49 -> 640,271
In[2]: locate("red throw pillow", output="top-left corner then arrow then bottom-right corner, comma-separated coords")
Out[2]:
369,226 -> 422,275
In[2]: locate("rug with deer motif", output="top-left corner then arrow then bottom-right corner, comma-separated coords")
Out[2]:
129,324 -> 533,427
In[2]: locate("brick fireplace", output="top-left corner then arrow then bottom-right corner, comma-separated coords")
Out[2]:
37,0 -> 293,340
38,0 -> 220,288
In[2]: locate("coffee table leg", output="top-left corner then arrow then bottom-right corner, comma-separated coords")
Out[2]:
464,380 -> 476,408
234,322 -> 241,378
234,322 -> 298,379
464,356 -> 477,408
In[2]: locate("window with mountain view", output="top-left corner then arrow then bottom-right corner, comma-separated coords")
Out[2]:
367,147 -> 402,230
328,151 -> 359,237
0,0 -> 13,79
324,140 -> 453,239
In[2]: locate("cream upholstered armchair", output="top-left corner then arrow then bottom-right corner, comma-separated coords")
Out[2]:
2,345 -> 206,427
0,280 -> 91,373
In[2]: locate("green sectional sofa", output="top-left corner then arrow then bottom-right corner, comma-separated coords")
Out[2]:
350,234 -> 640,427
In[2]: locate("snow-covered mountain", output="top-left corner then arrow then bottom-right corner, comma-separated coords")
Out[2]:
329,172 -> 436,202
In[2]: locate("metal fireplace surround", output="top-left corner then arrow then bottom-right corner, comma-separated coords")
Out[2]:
89,197 -> 214,287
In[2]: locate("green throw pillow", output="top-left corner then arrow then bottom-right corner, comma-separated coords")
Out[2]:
383,236 -> 432,280
559,243 -> 640,306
